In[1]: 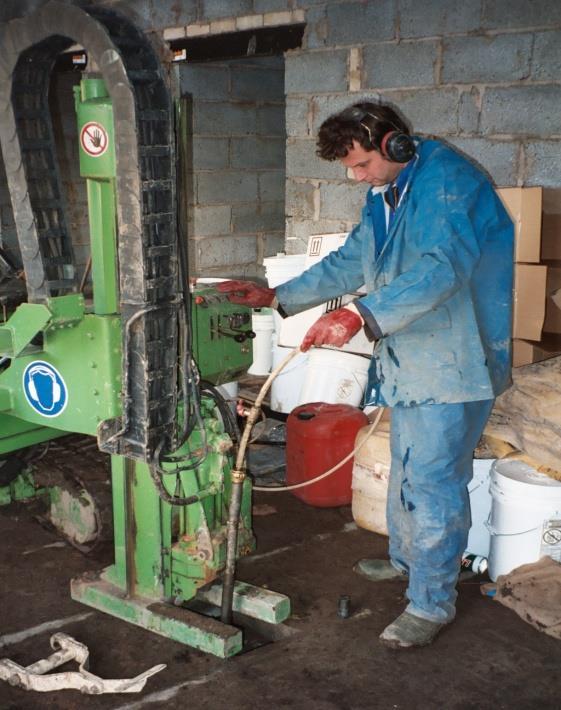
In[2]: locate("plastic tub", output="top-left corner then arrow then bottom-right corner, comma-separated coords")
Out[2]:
263,253 -> 307,288
247,309 -> 274,376
487,459 -> 561,581
264,253 -> 307,336
351,416 -> 390,535
298,348 -> 369,408
269,340 -> 309,414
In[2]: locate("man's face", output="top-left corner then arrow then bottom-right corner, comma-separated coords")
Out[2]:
340,140 -> 403,187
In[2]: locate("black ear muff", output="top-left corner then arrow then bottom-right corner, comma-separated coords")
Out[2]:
380,131 -> 416,163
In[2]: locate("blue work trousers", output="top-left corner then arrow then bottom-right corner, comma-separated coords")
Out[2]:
387,399 -> 494,623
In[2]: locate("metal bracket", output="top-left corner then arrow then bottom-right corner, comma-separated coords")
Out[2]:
0,633 -> 165,694
0,295 -> 85,358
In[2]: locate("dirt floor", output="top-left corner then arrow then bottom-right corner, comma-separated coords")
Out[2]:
2,447 -> 561,710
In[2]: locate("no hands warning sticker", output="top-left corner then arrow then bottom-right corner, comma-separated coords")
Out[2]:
80,121 -> 109,157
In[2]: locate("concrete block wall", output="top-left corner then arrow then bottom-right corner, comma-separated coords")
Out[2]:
181,56 -> 285,278
2,0 -> 561,272
284,0 -> 561,254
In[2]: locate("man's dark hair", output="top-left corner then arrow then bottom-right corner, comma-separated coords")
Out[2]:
316,102 -> 410,161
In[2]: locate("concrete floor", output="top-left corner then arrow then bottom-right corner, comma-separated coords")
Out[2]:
1,467 -> 561,710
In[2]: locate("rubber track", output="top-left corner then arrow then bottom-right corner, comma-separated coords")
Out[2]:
0,2 -> 179,462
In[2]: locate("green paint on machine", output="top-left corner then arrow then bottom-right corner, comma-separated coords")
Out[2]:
0,27 -> 291,657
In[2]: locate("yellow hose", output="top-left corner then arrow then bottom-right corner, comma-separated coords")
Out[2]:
234,346 -> 385,492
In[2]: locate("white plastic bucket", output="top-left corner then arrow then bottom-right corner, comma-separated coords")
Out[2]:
264,253 -> 307,336
487,459 -> 561,581
352,417 -> 390,535
465,459 -> 495,558
263,253 -> 307,288
298,348 -> 369,408
247,309 -> 274,376
351,452 -> 497,554
269,341 -> 309,414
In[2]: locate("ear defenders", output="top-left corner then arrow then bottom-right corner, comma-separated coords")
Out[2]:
28,364 -> 61,409
346,107 -> 415,163
378,127 -> 416,164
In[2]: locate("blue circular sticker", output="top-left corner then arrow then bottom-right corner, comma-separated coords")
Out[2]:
23,361 -> 68,417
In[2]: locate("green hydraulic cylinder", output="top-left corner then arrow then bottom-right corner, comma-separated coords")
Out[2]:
74,78 -> 119,315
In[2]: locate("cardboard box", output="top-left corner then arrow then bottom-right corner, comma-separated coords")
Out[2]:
497,187 -> 542,263
512,333 -> 561,368
278,233 -> 374,355
544,266 -> 561,334
542,187 -> 561,214
513,264 -> 547,341
541,214 -> 561,261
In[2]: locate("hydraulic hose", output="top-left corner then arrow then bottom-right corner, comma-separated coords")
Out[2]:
220,346 -> 385,623
220,348 -> 301,624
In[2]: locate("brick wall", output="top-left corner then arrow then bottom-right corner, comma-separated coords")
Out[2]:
181,56 -> 285,278
284,0 -> 561,253
1,0 -> 560,271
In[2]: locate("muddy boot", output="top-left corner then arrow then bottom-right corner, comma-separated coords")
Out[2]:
379,611 -> 447,649
353,558 -> 408,582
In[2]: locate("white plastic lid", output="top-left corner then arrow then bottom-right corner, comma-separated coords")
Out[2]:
492,459 -> 561,488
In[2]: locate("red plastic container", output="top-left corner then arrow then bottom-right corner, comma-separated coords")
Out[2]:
286,402 -> 369,507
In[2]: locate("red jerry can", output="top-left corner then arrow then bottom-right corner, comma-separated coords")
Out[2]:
286,402 -> 369,507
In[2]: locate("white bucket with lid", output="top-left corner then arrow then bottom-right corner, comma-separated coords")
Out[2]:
247,308 -> 275,376
298,348 -> 369,408
264,253 -> 307,336
465,459 -> 494,558
352,416 -> 390,535
270,340 -> 309,414
263,253 -> 307,288
487,459 -> 561,581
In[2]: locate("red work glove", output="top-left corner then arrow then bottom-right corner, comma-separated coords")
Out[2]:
216,280 -> 276,308
301,307 -> 363,352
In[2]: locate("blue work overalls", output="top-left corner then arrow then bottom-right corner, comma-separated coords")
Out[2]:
276,139 -> 514,622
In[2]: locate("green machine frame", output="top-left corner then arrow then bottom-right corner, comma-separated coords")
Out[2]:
0,4 -> 290,658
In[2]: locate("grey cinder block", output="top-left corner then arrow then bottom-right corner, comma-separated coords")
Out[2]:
442,34 -> 532,84
363,40 -> 438,89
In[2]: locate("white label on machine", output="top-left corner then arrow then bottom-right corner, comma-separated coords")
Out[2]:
540,519 -> 561,562
80,121 -> 109,157
22,361 -> 68,417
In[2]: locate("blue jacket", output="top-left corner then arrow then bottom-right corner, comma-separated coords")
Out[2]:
276,139 -> 514,407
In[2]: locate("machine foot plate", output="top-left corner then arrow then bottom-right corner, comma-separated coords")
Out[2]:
196,580 -> 291,624
71,574 -> 243,658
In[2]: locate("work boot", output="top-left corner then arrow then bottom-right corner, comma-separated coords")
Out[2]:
354,558 -> 474,583
353,558 -> 408,582
379,611 -> 447,649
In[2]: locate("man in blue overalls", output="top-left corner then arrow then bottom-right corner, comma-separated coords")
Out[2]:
218,103 -> 513,649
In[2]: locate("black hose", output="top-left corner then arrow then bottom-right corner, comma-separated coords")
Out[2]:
149,440 -> 207,506
200,381 -> 241,444
149,464 -> 202,506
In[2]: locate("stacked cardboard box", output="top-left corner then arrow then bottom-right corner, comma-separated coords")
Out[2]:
497,187 -> 561,367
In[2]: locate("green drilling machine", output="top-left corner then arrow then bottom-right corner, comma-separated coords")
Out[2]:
0,1 -> 289,657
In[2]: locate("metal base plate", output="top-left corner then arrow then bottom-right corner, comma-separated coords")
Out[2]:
71,573 -> 242,658
71,573 -> 291,658
196,580 -> 291,625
